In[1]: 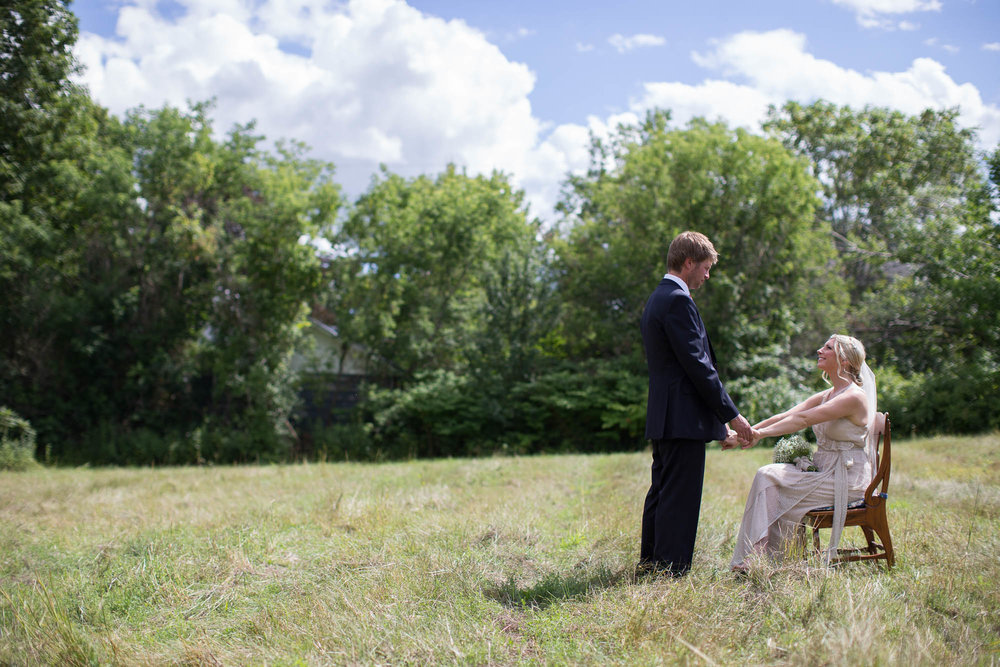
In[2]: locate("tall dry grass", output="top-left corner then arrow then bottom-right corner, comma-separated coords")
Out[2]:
1,433 -> 997,664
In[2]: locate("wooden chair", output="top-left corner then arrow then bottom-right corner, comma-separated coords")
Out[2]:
802,412 -> 895,568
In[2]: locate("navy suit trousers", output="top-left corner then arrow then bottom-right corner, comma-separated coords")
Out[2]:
640,437 -> 706,573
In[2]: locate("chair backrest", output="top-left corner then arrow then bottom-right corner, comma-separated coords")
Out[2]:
864,412 -> 891,506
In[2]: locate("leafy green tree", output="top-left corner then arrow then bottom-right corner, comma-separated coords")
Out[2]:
766,101 -> 999,434
0,0 -> 79,203
764,102 -> 978,265
2,96 -> 341,462
0,0 -> 124,453
465,240 -> 560,385
323,165 -> 543,381
0,0 -> 83,352
318,166 -> 570,458
764,101 -> 992,370
123,106 -> 341,460
554,110 -> 846,374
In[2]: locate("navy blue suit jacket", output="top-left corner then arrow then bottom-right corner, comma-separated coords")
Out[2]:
641,278 -> 738,442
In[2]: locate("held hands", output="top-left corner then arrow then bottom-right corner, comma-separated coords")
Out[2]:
721,428 -> 764,450
720,428 -> 741,450
728,414 -> 753,447
722,414 -> 762,450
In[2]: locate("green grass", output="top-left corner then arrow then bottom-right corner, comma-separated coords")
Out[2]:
1,434 -> 998,664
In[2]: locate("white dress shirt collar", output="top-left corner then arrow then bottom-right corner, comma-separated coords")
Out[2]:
664,273 -> 690,296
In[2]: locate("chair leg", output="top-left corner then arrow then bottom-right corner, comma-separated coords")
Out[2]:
805,511 -> 895,568
861,526 -> 877,555
796,523 -> 808,559
872,521 -> 894,568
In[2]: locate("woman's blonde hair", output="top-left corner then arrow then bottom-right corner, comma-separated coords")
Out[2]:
824,334 -> 866,387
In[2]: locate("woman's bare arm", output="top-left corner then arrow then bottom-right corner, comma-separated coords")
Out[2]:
754,388 -> 867,441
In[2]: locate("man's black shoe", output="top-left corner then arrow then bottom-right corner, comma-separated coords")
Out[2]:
633,561 -> 689,582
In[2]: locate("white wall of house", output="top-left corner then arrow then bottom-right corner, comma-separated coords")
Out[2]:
290,319 -> 368,376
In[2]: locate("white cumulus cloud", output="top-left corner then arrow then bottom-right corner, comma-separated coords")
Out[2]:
75,0 -> 542,199
73,4 -> 999,226
608,33 -> 667,54
831,0 -> 942,29
634,29 -> 999,149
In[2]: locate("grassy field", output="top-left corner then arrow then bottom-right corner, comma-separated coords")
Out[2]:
1,433 -> 998,665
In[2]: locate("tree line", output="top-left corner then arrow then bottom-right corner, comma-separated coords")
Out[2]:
2,0 -> 998,465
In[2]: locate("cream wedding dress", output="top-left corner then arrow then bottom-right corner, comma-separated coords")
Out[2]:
730,389 -> 872,568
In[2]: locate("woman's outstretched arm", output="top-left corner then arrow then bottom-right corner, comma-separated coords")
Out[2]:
743,388 -> 868,448
752,390 -> 827,431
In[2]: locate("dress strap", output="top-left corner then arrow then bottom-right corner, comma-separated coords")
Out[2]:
825,449 -> 855,564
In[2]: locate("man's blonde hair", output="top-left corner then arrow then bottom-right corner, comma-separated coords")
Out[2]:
667,231 -> 719,272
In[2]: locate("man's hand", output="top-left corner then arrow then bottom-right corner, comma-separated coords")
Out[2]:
729,414 -> 752,445
721,428 -> 740,450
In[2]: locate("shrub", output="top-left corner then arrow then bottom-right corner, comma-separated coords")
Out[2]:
725,344 -> 815,425
361,359 -> 647,460
727,374 -> 813,427
366,370 -> 499,459
870,365 -> 919,436
0,406 -> 40,471
303,418 -> 376,462
511,359 -> 646,453
880,353 -> 1000,437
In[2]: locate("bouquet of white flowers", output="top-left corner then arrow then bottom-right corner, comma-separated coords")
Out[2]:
772,434 -> 818,472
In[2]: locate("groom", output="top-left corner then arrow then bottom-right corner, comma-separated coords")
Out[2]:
638,231 -> 752,576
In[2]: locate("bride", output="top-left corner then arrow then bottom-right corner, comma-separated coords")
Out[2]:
726,334 -> 878,569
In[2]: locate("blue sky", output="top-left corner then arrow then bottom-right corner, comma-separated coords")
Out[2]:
72,0 -> 1000,221
407,0 -> 999,120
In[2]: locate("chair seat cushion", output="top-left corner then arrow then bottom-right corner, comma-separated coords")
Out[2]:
808,498 -> 867,513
